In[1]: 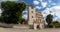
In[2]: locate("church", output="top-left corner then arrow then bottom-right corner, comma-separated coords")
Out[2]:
27,6 -> 44,30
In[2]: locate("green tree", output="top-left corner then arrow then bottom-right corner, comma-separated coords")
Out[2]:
46,14 -> 53,26
0,16 -> 1,21
1,1 -> 26,24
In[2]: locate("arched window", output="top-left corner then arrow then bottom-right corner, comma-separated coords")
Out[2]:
32,16 -> 33,18
32,11 -> 33,13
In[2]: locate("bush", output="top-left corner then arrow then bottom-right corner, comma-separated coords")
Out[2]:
55,23 -> 60,28
48,24 -> 53,28
0,16 -> 3,22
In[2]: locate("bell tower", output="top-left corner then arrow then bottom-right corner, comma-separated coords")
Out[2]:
27,6 -> 36,28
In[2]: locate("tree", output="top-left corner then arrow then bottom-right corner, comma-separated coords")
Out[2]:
1,1 -> 26,24
46,14 -> 53,26
21,18 -> 26,24
0,16 -> 1,21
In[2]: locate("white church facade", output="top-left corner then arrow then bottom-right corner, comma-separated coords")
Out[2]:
27,6 -> 44,30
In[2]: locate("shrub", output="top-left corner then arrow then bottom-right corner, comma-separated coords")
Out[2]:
48,24 -> 53,28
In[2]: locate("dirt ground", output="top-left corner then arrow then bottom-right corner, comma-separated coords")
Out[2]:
0,27 -> 60,32
0,24 -> 60,32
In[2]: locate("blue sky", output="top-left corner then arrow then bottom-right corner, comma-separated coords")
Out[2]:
20,0 -> 60,21
0,0 -> 60,21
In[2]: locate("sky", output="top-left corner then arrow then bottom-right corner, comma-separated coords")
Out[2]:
19,0 -> 60,22
0,0 -> 60,22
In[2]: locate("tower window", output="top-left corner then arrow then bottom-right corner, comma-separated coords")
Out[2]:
31,7 -> 34,9
32,11 -> 33,13
32,16 -> 33,18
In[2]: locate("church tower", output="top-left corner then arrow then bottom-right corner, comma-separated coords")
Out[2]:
27,6 -> 36,28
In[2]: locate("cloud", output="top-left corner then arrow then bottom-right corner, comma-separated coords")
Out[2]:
51,3 -> 56,5
22,14 -> 27,20
41,2 -> 47,7
9,0 -> 17,1
38,0 -> 43,2
35,6 -> 41,9
33,0 -> 47,8
0,9 -> 2,13
0,0 -> 7,1
48,0 -> 52,3
0,9 -> 2,16
51,6 -> 60,10
42,6 -> 60,21
53,17 -> 57,21
22,10 -> 28,20
51,6 -> 60,16
44,8 -> 50,14
42,7 -> 56,21
23,10 -> 27,14
49,6 -> 60,21
42,8 -> 50,16
50,12 -> 55,15
33,0 -> 40,5
33,0 -> 59,21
